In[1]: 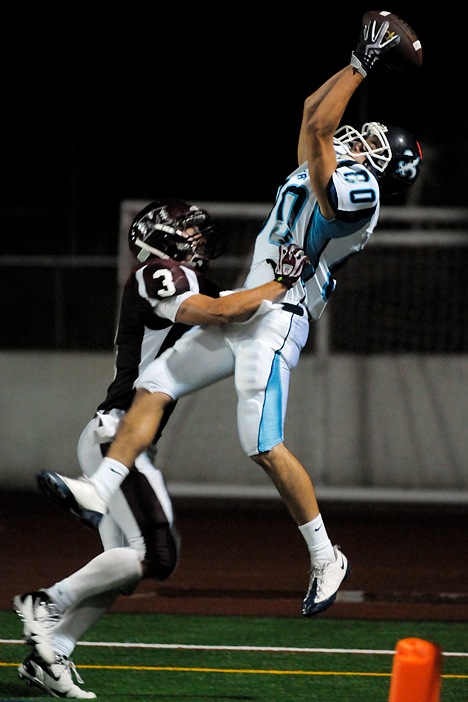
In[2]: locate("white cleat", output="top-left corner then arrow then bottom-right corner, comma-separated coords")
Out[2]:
37,471 -> 107,529
19,650 -> 96,699
13,590 -> 59,665
302,545 -> 351,617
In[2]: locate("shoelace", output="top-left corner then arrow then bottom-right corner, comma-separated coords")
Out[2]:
55,655 -> 86,686
306,562 -> 327,597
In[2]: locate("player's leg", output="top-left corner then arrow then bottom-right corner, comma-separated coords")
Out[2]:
16,590 -> 117,699
101,323 -> 235,486
254,442 -> 351,616
35,392 -> 174,527
14,419 -> 142,671
232,306 -> 308,457
14,548 -> 143,664
37,326 -> 235,525
232,309 -> 351,616
16,440 -> 180,690
78,415 -> 128,548
51,589 -> 119,657
115,451 -> 181,581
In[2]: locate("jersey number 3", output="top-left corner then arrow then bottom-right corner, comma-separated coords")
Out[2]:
152,269 -> 177,297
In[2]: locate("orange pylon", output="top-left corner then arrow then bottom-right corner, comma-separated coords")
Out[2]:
388,638 -> 442,702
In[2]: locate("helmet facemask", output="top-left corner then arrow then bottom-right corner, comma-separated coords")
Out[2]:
334,121 -> 392,176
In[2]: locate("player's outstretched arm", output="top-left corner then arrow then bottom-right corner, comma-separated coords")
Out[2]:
298,13 -> 403,219
176,245 -> 309,326
302,65 -> 365,220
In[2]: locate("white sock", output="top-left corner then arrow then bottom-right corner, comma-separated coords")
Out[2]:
46,547 -> 143,611
298,514 -> 335,564
88,458 -> 129,504
51,590 -> 119,659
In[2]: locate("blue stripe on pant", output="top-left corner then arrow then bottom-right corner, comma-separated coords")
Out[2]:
258,352 -> 284,452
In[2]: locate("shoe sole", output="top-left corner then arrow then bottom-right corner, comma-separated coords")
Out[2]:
302,561 -> 352,618
36,471 -> 103,530
18,665 -> 53,696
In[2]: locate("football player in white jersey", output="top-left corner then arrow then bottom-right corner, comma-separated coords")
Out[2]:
32,11 -> 422,637
13,199 -> 308,699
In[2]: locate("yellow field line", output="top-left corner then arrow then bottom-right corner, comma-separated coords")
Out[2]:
1,662 -> 467,679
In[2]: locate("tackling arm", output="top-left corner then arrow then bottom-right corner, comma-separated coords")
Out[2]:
176,244 -> 309,326
175,280 -> 288,325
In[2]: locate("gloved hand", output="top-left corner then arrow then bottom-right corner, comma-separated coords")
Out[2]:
267,244 -> 309,289
351,18 -> 400,77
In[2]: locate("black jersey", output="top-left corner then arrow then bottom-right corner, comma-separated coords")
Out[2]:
97,258 -> 219,416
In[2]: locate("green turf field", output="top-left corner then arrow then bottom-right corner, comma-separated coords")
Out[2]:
1,610 -> 467,701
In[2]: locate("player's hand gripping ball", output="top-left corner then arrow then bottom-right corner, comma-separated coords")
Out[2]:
362,10 -> 423,70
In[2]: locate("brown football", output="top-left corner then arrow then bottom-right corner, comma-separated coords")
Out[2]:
362,10 -> 423,71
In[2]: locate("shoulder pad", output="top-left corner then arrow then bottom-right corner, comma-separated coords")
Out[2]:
328,162 -> 379,221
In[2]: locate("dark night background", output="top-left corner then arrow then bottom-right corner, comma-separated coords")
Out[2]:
1,8 -> 459,258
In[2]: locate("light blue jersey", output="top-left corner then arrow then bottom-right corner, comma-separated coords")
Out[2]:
137,152 -> 381,456
243,152 -> 380,319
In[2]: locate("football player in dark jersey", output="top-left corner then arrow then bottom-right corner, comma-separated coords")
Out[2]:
13,198 -> 308,698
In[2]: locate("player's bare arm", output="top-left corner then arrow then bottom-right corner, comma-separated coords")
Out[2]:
301,14 -> 403,221
297,67 -> 348,165
176,244 -> 309,326
302,67 -> 364,221
176,280 -> 286,325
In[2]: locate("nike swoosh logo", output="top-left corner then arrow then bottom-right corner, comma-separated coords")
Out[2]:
314,524 -> 323,532
110,468 -> 125,475
43,664 -> 60,681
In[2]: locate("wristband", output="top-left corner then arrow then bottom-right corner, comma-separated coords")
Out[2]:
350,52 -> 367,78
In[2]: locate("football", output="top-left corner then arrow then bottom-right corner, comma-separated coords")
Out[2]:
362,10 -> 423,71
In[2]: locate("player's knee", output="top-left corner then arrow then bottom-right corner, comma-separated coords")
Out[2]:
250,443 -> 284,470
250,452 -> 264,466
250,452 -> 272,470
